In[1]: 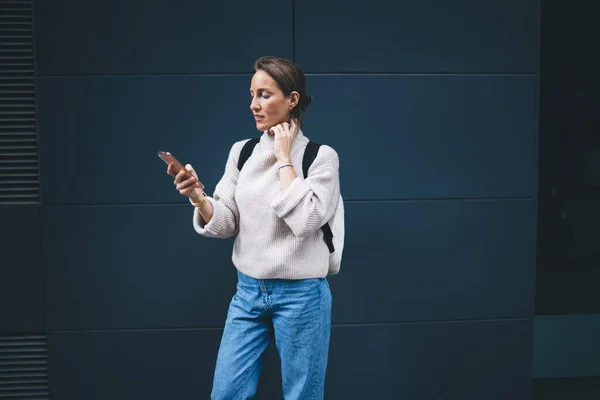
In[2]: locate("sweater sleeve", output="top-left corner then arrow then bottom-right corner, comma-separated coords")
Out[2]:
193,140 -> 246,238
270,145 -> 340,237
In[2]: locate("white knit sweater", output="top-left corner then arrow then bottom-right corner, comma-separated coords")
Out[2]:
193,130 -> 340,280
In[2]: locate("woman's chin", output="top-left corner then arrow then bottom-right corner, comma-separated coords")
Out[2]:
256,122 -> 267,132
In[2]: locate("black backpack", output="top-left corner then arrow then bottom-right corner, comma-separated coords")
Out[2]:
236,138 -> 335,254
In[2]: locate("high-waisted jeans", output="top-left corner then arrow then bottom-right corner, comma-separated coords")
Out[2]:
211,271 -> 332,400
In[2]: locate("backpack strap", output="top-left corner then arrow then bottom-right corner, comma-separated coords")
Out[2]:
302,141 -> 335,254
302,141 -> 321,179
321,222 -> 335,253
237,138 -> 260,170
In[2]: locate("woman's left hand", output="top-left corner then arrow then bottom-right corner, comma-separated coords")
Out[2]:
271,118 -> 299,164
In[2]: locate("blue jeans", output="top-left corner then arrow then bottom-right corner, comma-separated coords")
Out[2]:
211,271 -> 332,400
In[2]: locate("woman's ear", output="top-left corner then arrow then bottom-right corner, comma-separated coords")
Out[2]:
289,91 -> 299,111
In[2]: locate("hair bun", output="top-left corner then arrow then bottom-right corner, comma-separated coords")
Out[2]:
305,94 -> 313,106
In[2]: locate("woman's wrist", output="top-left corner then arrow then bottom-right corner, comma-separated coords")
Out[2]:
277,156 -> 292,165
278,162 -> 293,171
190,194 -> 207,208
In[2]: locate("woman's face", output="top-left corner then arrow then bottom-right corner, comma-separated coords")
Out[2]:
250,70 -> 294,133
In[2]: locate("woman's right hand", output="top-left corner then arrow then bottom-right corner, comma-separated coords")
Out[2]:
168,163 -> 204,202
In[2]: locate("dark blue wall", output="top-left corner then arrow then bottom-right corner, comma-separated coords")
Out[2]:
2,0 -> 540,398
532,0 -> 600,397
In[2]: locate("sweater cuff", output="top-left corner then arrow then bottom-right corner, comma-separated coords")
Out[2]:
270,177 -> 311,218
193,197 -> 227,236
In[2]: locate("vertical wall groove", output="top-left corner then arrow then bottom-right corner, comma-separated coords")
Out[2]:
291,0 -> 296,62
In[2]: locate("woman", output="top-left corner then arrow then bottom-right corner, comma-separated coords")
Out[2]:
168,56 -> 340,400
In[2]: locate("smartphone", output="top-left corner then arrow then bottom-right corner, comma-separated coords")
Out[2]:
157,151 -> 204,189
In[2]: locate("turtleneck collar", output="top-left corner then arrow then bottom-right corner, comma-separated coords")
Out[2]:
259,129 -> 307,149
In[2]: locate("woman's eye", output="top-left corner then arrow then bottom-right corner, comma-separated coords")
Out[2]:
250,93 -> 270,100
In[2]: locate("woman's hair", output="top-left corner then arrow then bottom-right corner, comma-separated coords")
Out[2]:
253,56 -> 312,125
